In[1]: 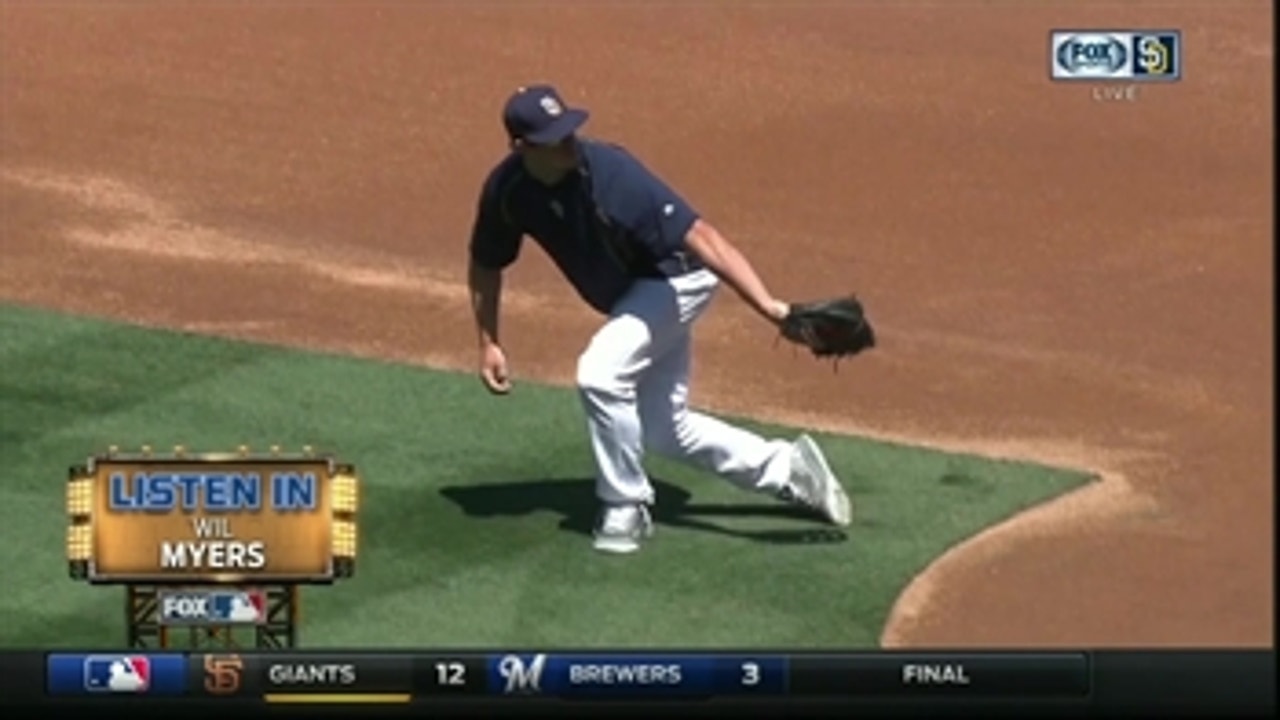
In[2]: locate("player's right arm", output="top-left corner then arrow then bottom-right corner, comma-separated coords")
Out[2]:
467,164 -> 524,394
468,261 -> 503,351
468,260 -> 511,394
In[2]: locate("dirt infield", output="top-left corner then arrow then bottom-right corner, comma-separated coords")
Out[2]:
1,1 -> 1272,646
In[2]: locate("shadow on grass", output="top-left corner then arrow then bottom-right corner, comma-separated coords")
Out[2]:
439,477 -> 847,545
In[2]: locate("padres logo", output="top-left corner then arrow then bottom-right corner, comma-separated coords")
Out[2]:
1137,36 -> 1171,75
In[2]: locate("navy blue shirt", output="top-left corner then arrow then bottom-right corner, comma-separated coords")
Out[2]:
469,139 -> 704,314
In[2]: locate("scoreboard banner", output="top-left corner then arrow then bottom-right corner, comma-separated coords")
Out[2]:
21,651 -> 1274,713
65,448 -> 359,584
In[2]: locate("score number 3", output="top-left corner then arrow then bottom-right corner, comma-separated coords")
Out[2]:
741,661 -> 760,686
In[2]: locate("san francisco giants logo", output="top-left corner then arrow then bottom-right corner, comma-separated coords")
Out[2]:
204,654 -> 244,695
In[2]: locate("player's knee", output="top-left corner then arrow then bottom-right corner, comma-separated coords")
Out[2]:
643,425 -> 681,458
640,406 -> 688,457
575,352 -> 627,398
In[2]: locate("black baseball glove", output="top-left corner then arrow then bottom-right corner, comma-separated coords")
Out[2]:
778,294 -> 876,362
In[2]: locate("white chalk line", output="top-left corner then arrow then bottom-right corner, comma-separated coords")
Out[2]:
0,166 -> 556,316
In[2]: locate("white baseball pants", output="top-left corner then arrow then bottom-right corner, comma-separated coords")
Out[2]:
576,269 -> 793,505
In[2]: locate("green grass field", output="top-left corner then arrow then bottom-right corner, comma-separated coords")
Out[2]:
0,303 -> 1094,649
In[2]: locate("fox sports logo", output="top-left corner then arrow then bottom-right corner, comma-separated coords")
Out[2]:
1056,34 -> 1128,76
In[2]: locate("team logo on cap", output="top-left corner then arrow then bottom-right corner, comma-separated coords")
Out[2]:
539,96 -> 563,117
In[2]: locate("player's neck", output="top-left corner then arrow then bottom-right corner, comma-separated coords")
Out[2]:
525,162 -> 572,186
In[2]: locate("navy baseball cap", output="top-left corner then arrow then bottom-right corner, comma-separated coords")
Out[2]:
502,84 -> 589,145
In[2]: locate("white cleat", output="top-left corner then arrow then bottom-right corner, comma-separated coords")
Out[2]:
781,434 -> 853,527
592,503 -> 654,554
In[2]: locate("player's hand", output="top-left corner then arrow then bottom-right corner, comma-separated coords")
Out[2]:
479,342 -> 512,395
765,298 -> 791,326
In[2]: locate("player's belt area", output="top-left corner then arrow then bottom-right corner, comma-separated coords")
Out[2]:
21,651 -> 1274,714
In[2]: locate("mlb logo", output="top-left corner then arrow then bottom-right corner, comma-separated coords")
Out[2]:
83,655 -> 150,693
1131,31 -> 1181,80
211,590 -> 265,623
160,588 -> 265,624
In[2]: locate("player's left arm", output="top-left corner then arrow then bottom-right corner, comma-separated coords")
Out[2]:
682,218 -> 789,325
626,159 -> 789,325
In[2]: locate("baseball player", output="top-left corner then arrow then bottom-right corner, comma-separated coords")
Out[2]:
468,84 -> 852,554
